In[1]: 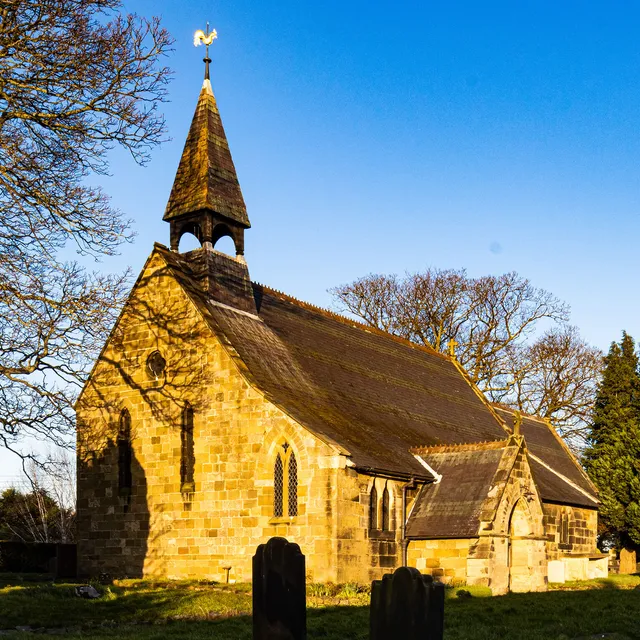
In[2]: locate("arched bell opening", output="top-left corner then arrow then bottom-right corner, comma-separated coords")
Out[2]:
177,222 -> 203,253
212,222 -> 243,256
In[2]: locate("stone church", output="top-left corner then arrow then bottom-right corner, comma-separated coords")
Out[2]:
76,66 -> 606,594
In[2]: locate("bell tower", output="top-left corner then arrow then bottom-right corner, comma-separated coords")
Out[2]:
163,25 -> 250,255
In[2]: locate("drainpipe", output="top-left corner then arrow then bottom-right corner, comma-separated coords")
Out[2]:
401,477 -> 417,567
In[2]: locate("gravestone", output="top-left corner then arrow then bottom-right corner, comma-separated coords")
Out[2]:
253,537 -> 306,640
370,566 -> 445,640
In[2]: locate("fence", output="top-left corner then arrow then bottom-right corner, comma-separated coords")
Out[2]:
0,541 -> 77,578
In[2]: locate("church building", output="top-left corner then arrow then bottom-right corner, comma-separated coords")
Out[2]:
76,53 -> 606,594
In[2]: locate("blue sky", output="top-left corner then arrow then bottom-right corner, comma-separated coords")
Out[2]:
106,0 -> 640,352
3,1 -> 640,482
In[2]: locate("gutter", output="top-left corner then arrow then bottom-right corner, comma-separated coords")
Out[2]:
353,465 -> 432,483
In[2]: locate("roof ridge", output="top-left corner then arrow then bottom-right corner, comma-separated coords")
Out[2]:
254,282 -> 450,362
492,402 -> 548,424
411,439 -> 509,454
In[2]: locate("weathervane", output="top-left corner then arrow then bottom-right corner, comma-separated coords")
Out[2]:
194,23 -> 218,80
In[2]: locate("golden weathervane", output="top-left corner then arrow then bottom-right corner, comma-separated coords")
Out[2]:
194,23 -> 218,80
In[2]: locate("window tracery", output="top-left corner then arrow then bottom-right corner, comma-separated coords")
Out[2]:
273,442 -> 298,519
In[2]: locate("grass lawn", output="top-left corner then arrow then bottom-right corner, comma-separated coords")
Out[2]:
0,574 -> 639,639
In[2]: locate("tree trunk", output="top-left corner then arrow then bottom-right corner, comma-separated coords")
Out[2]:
619,546 -> 637,574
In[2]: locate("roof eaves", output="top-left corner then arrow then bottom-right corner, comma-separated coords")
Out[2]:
353,465 -> 433,483
528,452 -> 598,506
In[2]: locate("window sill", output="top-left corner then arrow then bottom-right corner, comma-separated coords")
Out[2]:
269,516 -> 297,525
369,529 -> 396,540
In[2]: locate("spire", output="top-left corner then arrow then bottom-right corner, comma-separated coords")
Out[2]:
165,27 -> 250,254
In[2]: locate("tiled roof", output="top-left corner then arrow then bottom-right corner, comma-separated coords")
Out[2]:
405,447 -> 507,538
154,246 -> 600,511
163,80 -> 249,227
528,457 -> 597,508
157,246 -> 508,477
494,407 -> 597,506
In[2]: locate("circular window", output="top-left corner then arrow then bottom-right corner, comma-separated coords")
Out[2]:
146,351 -> 166,378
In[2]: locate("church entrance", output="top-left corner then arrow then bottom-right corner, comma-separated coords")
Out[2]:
508,499 -> 536,592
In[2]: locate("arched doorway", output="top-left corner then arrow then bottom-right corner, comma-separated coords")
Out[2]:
508,499 -> 535,592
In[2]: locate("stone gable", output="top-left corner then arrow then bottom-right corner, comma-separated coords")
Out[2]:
77,250 -> 349,582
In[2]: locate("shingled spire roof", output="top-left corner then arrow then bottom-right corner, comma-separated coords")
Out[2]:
164,78 -> 250,227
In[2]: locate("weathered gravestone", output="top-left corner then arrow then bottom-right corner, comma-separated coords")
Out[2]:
370,566 -> 445,640
253,537 -> 306,640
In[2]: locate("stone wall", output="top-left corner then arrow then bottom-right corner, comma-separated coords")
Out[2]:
76,250 -> 347,583
543,503 -> 598,560
406,539 -> 470,584
333,472 -> 421,583
543,502 -> 603,582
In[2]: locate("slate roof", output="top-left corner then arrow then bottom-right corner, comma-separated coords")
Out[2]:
156,246 -> 508,477
494,407 -> 597,508
153,246 -> 599,513
164,80 -> 249,227
528,457 -> 597,508
405,445 -> 507,538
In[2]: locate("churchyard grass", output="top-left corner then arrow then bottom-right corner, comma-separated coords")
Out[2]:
0,574 -> 639,639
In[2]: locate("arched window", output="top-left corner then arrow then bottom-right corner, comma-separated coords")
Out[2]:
117,409 -> 132,495
369,483 -> 378,530
560,511 -> 569,545
381,485 -> 390,531
273,442 -> 298,518
180,403 -> 195,491
288,452 -> 298,517
274,453 -> 284,518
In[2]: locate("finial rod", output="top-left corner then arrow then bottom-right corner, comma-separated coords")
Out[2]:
194,22 -> 218,81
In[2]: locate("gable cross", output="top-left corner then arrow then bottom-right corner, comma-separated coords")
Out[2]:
447,339 -> 458,358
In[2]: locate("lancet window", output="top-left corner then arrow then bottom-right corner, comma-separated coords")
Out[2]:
180,403 -> 195,491
369,483 -> 378,530
560,512 -> 570,545
273,442 -> 298,518
117,409 -> 132,495
381,486 -> 390,531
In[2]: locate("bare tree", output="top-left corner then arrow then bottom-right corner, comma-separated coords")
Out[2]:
0,1 -> 173,465
331,268 -> 602,446
0,455 -> 75,542
501,326 -> 603,448
40,451 -> 76,542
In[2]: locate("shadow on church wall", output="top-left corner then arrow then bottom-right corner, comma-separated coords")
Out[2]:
77,437 -> 149,578
76,257 -> 217,578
